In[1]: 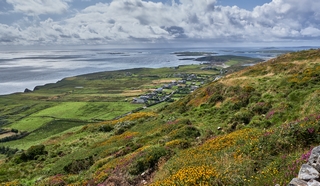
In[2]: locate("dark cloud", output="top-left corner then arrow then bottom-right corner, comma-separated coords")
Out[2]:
162,26 -> 186,38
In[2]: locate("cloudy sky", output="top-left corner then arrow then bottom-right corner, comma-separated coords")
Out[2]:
0,0 -> 319,47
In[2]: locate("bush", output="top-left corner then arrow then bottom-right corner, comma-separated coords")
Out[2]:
208,94 -> 223,104
129,146 -> 169,175
249,94 -> 261,104
232,109 -> 254,125
11,129 -> 19,133
115,142 -> 142,157
284,116 -> 320,146
26,144 -> 47,160
99,124 -> 114,132
177,118 -> 192,125
13,144 -> 47,163
63,156 -> 94,174
288,90 -> 306,102
0,146 -> 19,157
249,115 -> 272,128
114,121 -> 135,135
165,139 -> 191,149
169,125 -> 200,140
251,102 -> 272,115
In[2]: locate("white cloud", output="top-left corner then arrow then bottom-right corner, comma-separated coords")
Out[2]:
250,0 -> 320,40
6,0 -> 71,16
0,23 -> 21,43
1,0 -> 320,45
301,27 -> 320,37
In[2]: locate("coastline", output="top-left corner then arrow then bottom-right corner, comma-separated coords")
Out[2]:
0,46 -> 315,96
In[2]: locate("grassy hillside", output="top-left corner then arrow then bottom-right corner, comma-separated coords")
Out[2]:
1,50 -> 320,185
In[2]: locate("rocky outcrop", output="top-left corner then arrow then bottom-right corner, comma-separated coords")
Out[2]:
24,88 -> 32,93
288,146 -> 320,186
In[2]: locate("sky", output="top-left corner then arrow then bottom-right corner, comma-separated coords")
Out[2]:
0,0 -> 319,47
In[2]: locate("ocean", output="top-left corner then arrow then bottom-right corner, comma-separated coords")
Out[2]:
0,46 -> 317,95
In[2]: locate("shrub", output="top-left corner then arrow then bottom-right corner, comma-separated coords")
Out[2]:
11,129 -> 19,133
114,121 -> 135,135
169,125 -> 200,140
129,146 -> 169,175
208,94 -> 223,104
232,109 -> 254,125
151,166 -> 218,186
99,124 -> 114,132
63,156 -> 94,174
285,116 -> 320,146
38,174 -> 67,186
0,146 -> 19,157
26,144 -> 47,160
288,90 -> 307,102
176,118 -> 192,125
249,115 -> 272,128
165,139 -> 191,149
244,85 -> 255,92
115,142 -> 142,157
13,144 -> 47,163
251,102 -> 272,115
249,94 -> 261,104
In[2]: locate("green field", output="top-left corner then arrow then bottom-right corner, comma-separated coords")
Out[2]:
31,102 -> 139,121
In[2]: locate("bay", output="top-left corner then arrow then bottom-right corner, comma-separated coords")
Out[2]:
0,46 -> 316,95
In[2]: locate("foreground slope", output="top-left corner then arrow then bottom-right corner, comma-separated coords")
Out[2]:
153,49 -> 320,185
1,50 -> 320,185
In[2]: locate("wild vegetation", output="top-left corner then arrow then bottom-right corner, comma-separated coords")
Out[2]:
0,50 -> 320,185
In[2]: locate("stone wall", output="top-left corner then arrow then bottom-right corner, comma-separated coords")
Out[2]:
288,146 -> 320,186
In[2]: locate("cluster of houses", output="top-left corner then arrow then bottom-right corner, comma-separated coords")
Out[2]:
131,80 -> 179,105
131,73 -> 206,105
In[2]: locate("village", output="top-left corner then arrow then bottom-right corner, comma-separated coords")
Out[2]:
131,71 -> 222,106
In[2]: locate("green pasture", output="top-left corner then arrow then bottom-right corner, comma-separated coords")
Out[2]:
2,123 -> 86,150
8,117 -> 54,132
31,102 -> 140,121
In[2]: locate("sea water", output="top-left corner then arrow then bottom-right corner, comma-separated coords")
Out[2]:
0,46 -> 316,95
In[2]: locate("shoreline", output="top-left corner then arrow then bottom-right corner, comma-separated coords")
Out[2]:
1,46 -> 313,96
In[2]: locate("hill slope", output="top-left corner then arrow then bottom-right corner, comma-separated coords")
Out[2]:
1,49 -> 320,185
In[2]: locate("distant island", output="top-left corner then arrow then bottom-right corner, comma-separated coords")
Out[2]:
173,51 -> 217,56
